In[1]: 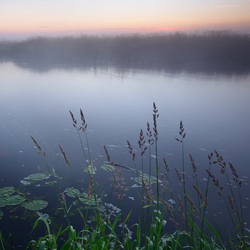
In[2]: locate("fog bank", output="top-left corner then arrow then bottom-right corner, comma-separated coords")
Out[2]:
0,31 -> 250,74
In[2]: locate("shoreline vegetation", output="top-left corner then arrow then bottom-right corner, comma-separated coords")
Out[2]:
0,31 -> 250,74
1,103 -> 249,249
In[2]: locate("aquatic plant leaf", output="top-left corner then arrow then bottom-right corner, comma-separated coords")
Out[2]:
79,194 -> 96,206
84,165 -> 97,175
0,186 -> 15,197
27,173 -> 49,181
65,188 -> 81,198
20,180 -> 31,185
134,175 -> 157,185
51,168 -> 62,179
6,195 -> 26,206
0,197 -> 8,207
101,164 -> 115,172
22,200 -> 48,210
45,181 -> 57,185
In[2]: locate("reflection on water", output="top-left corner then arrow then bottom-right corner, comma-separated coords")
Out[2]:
1,62 -> 250,246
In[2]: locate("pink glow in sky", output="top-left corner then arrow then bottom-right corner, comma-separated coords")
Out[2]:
1,0 -> 250,39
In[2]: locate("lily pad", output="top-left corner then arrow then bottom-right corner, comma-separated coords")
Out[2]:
51,168 -> 62,179
134,175 -> 157,185
101,164 -> 115,172
0,197 -> 7,207
0,186 -> 15,197
26,173 -> 49,181
6,195 -> 26,206
79,194 -> 97,206
22,200 -> 48,211
84,165 -> 97,175
20,180 -> 31,185
65,187 -> 81,198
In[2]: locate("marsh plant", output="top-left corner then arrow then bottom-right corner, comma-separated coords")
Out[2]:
1,103 -> 250,250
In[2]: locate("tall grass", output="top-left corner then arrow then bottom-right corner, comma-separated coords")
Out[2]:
1,31 -> 250,73
1,103 -> 249,249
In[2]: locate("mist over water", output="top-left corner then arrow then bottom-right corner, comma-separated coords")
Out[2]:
1,31 -> 250,75
1,33 -> 250,246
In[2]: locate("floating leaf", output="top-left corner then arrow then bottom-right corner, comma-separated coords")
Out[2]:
134,175 -> 157,185
0,186 -> 15,197
65,188 -> 81,198
27,173 -> 49,181
45,181 -> 57,185
101,164 -> 115,172
84,165 -> 97,175
22,200 -> 48,211
51,168 -> 62,179
79,194 -> 97,206
20,180 -> 31,185
6,195 -> 26,206
0,197 -> 7,208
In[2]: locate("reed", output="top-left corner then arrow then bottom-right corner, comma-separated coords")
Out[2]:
30,136 -> 71,227
29,104 -> 250,249
2,103 -> 250,249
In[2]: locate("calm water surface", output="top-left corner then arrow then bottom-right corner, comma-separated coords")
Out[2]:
1,62 -> 250,245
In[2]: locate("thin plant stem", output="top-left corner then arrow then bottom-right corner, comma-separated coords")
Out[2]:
77,129 -> 89,168
30,136 -> 71,227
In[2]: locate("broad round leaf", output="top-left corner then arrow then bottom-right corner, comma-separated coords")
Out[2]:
0,197 -> 8,208
6,195 -> 26,206
79,194 -> 96,206
65,187 -> 81,198
84,165 -> 97,175
27,173 -> 49,181
101,164 -> 115,172
0,186 -> 15,197
134,175 -> 157,185
22,200 -> 48,211
20,180 -> 31,185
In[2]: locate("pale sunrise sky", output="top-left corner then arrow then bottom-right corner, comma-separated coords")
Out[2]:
1,0 -> 250,39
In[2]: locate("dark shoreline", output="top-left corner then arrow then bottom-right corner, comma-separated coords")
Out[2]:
1,31 -> 250,74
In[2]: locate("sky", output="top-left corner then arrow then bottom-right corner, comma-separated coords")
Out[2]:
1,0 -> 250,39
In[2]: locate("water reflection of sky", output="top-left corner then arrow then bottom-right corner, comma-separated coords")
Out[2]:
1,62 -> 250,242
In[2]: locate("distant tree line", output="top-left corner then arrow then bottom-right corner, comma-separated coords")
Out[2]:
0,31 -> 250,73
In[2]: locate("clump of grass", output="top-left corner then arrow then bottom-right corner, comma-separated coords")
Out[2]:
28,105 -> 250,249
2,103 -> 249,250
